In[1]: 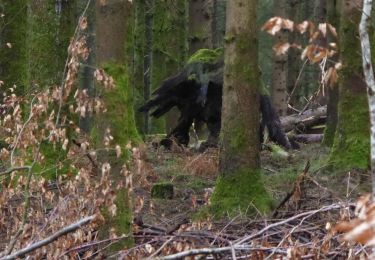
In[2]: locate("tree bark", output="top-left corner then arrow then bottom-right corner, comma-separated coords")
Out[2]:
94,0 -> 139,249
188,0 -> 214,54
322,0 -> 340,147
359,0 -> 375,197
328,0 -> 370,171
210,0 -> 271,216
271,0 -> 289,116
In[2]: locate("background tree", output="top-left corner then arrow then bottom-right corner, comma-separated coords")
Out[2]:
210,0 -> 271,216
328,0 -> 369,170
94,0 -> 140,249
271,0 -> 289,116
323,0 -> 340,147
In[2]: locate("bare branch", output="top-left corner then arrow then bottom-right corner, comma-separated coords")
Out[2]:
0,215 -> 95,260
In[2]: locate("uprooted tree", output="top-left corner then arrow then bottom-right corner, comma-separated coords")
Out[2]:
139,48 -> 295,151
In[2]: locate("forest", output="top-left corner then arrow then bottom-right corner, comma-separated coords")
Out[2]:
1,0 -> 375,259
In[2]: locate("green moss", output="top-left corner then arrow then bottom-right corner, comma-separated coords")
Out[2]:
209,169 -> 272,217
151,182 -> 174,199
187,48 -> 223,64
230,119 -> 248,152
328,94 -> 369,170
100,189 -> 133,250
328,6 -> 370,171
98,63 -> 141,144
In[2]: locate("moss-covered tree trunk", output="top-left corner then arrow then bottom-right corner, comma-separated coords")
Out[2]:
94,0 -> 140,250
26,0 -> 75,178
133,0 -> 146,134
152,0 -> 189,133
322,0 -> 340,147
210,0 -> 271,216
328,0 -> 370,171
271,0 -> 289,116
27,1 -> 70,87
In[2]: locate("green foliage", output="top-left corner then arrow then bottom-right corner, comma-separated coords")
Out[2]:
209,169 -> 272,217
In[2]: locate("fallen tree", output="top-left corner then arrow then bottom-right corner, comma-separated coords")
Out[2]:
281,106 -> 327,132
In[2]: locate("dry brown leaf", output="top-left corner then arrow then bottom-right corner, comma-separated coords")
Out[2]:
327,23 -> 338,38
273,42 -> 291,56
79,17 -> 88,30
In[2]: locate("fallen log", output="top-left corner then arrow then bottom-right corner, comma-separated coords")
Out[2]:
292,134 -> 324,144
281,106 -> 327,132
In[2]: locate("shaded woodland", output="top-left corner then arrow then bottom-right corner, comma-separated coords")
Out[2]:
1,0 -> 375,259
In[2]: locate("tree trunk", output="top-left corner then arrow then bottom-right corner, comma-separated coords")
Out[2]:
271,0 -> 289,116
152,0 -> 189,133
328,0 -> 370,171
359,0 -> 375,197
95,0 -> 140,250
212,0 -> 226,48
322,0 -> 340,147
188,0 -> 214,54
143,0 -> 153,134
287,0 -> 302,109
133,0 -> 146,134
210,0 -> 271,216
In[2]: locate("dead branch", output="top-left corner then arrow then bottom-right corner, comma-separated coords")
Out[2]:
0,166 -> 30,177
272,161 -> 310,217
0,215 -> 95,260
235,203 -> 343,245
155,246 -> 287,260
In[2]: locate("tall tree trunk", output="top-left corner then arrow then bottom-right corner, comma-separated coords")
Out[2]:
26,0 -> 75,179
133,0 -> 146,134
287,0 -> 302,109
212,0 -> 226,48
328,0 -> 369,171
271,0 -> 289,116
322,0 -> 340,147
188,0 -> 214,54
152,0 -> 189,133
211,0 -> 271,216
76,0 -> 95,133
143,0 -> 153,134
95,0 -> 140,250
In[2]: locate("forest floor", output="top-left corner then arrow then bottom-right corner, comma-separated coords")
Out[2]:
122,140 -> 373,259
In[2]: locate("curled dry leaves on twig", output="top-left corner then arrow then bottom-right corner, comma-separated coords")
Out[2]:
335,194 -> 375,245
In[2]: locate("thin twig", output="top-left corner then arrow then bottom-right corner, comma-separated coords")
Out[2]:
0,166 -> 30,177
235,204 -> 343,245
147,236 -> 174,259
55,0 -> 92,126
